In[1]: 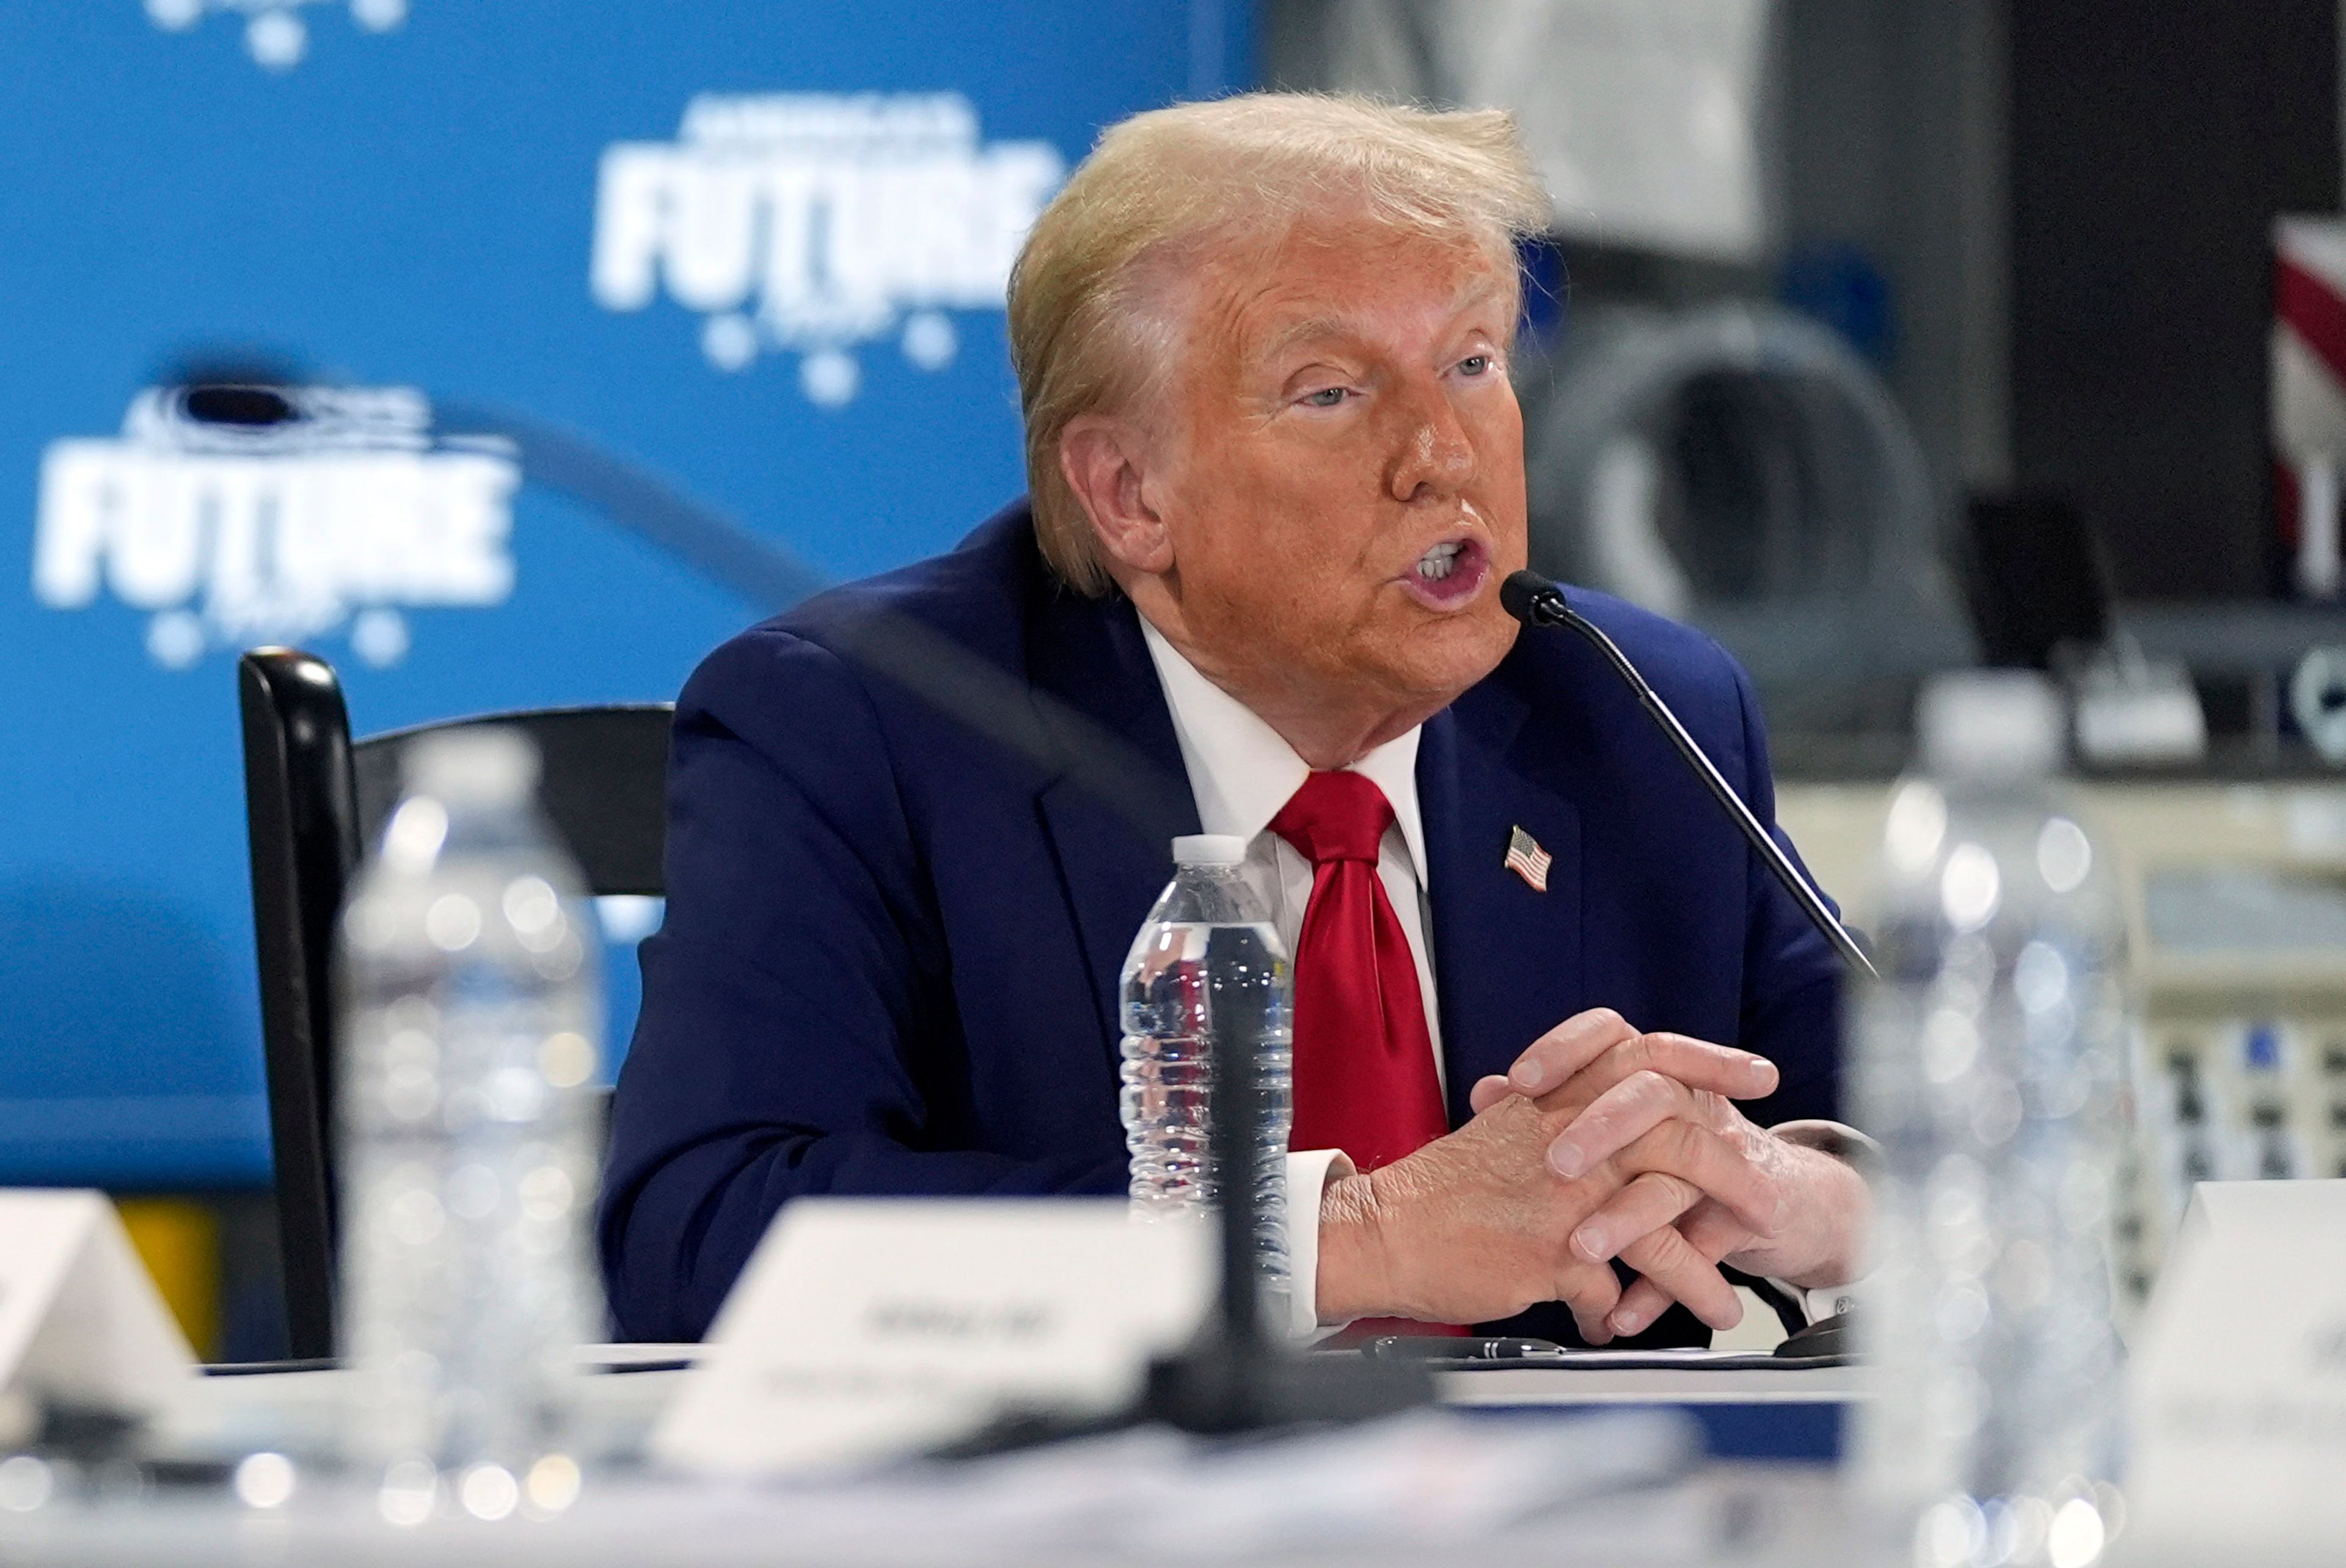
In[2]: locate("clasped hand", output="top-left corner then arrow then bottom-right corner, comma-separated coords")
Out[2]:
1316,1008 -> 1865,1340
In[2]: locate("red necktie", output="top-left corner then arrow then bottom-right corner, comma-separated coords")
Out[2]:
1270,771 -> 1450,1173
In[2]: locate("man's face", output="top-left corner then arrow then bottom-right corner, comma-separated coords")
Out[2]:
1148,220 -> 1528,717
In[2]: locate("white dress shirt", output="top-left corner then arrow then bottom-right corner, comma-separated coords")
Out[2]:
1140,621 -> 1445,1337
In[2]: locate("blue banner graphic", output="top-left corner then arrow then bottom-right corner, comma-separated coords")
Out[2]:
0,1 -> 1248,1186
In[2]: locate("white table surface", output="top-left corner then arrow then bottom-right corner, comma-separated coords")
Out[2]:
156,1347 -> 1857,1449
154,1349 -> 1858,1458
0,1451 -> 1852,1568
5,1357 -> 2214,1567
0,1352 -> 1871,1567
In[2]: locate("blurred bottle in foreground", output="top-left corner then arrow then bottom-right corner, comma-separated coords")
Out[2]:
1852,672 -> 2129,1568
337,729 -> 602,1523
1119,834 -> 1293,1315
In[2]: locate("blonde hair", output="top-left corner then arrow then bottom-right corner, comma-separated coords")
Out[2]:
1006,93 -> 1551,595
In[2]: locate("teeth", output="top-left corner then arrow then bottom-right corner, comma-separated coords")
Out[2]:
1417,541 -> 1464,581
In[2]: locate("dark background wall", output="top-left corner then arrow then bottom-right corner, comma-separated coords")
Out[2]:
2008,0 -> 2340,599
1778,0 -> 2010,531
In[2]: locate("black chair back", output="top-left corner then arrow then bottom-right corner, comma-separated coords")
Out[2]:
238,646 -> 671,1358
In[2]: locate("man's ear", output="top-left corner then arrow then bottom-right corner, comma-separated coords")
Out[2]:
1059,414 -> 1173,575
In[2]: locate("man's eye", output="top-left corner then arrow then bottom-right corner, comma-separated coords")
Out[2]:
1303,386 -> 1349,408
1458,354 -> 1492,376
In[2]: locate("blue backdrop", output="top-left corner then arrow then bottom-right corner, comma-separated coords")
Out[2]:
0,1 -> 1251,1187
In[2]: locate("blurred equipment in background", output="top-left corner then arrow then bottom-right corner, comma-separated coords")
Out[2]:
2066,646 -> 2210,770
1273,0 -> 1777,262
1518,304 -> 1974,733
2273,216 -> 2346,600
2123,843 -> 2346,1295
2289,646 -> 2346,762
1780,774 -> 2346,1323
1962,492 -> 2108,671
1965,492 -> 2208,767
1961,475 -> 2346,774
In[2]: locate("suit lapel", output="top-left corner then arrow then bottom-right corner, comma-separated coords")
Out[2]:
1025,585 -> 1200,1055
1420,673 -> 1585,1129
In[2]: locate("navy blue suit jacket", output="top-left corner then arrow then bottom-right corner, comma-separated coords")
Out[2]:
599,502 -> 1844,1344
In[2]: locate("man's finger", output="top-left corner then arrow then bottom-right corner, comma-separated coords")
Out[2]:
1613,1223 -> 1742,1332
1545,1069 -> 1690,1178
1676,1197 -> 1752,1263
1569,1170 -> 1703,1264
1614,1120 -> 1786,1239
1503,1008 -> 1639,1096
1611,1204 -> 1753,1334
1609,1277 -> 1670,1338
1526,1030 -> 1777,1109
1556,1264 -> 1621,1346
1618,1032 -> 1777,1101
1467,1073 -> 1512,1115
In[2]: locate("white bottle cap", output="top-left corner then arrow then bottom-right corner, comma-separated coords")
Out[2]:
1172,834 -> 1248,867
403,726 -> 541,804
1917,669 -> 2064,779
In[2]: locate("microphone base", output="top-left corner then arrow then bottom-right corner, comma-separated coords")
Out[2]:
1137,1339 -> 1434,1435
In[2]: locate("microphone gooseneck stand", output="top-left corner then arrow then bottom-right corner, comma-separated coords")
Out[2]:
1499,571 -> 1880,1363
1500,570 -> 1879,982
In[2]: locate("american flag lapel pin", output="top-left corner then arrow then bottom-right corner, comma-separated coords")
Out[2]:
1504,825 -> 1551,892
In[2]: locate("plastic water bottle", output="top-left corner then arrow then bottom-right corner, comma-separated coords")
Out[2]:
1852,673 -> 2129,1567
1119,835 -> 1293,1309
336,729 -> 603,1518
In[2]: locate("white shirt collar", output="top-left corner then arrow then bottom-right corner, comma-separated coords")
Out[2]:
1138,618 -> 1428,882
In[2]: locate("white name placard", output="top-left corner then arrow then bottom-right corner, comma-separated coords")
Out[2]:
2126,1180 -> 2346,1563
650,1199 -> 1213,1476
0,1191 -> 193,1429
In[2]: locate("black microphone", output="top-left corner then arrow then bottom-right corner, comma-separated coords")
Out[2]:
1501,571 -> 1877,980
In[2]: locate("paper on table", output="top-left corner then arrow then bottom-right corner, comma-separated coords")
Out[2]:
0,1189 -> 193,1435
2127,1179 -> 2346,1564
650,1198 -> 1214,1476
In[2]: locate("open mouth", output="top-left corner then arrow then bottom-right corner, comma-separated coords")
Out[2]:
1399,534 -> 1490,611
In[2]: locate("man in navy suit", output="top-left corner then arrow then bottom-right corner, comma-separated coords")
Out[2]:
601,94 -> 1872,1346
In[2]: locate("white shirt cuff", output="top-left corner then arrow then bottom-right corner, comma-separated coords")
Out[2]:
1283,1147 -> 1351,1341
1762,1118 -> 1882,1322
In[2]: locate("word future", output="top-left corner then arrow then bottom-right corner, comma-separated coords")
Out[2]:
591,92 -> 1064,404
32,386 -> 517,671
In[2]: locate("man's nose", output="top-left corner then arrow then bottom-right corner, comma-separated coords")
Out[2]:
1385,379 -> 1476,503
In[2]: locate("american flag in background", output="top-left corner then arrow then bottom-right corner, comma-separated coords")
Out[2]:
1504,825 -> 1551,892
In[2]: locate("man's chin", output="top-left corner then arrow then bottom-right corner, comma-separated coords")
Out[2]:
1363,612 -> 1518,706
